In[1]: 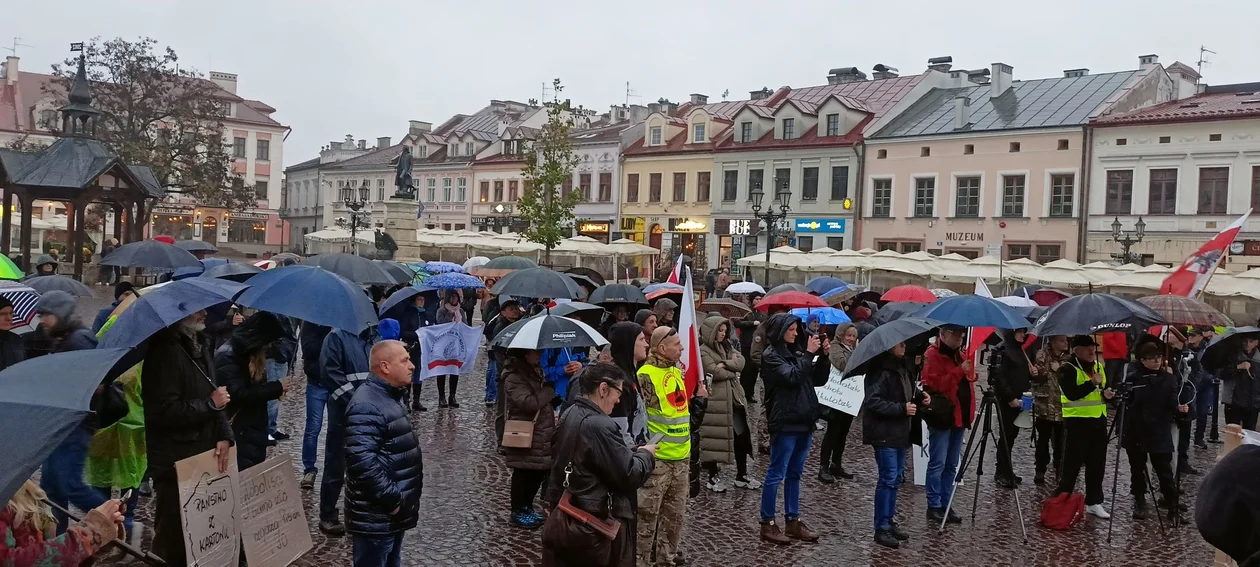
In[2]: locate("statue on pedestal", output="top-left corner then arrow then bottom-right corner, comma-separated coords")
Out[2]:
393,146 -> 417,199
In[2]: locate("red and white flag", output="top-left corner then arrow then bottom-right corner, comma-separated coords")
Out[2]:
677,266 -> 703,395
1160,210 -> 1251,297
666,256 -> 684,285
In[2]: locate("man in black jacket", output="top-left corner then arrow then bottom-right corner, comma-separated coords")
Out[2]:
990,328 -> 1034,488
345,340 -> 423,567
1123,341 -> 1184,521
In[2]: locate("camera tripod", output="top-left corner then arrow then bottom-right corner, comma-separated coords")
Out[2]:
1106,380 -> 1172,543
939,388 -> 1029,541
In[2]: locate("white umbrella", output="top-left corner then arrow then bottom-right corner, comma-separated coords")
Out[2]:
304,227 -> 373,245
725,282 -> 766,295
463,256 -> 491,271
607,238 -> 659,256
554,236 -> 614,256
994,295 -> 1039,307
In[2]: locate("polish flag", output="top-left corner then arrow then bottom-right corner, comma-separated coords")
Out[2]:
1161,210 -> 1251,297
677,266 -> 703,395
666,256 -> 684,285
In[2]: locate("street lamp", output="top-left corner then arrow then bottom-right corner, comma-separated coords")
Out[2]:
1110,215 -> 1147,264
486,203 -> 511,233
336,181 -> 372,255
750,176 -> 792,285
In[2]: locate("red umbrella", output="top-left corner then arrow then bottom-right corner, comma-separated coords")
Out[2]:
756,291 -> 828,311
881,285 -> 936,303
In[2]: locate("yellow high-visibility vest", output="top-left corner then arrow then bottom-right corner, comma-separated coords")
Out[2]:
1061,361 -> 1107,419
639,364 -> 690,461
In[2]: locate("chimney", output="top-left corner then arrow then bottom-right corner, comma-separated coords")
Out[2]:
967,68 -> 991,85
647,102 -> 661,114
949,70 -> 968,87
208,71 -> 238,94
498,118 -> 510,137
377,136 -> 391,149
357,139 -> 367,150
627,104 -> 649,123
408,120 -> 432,135
749,87 -> 773,100
990,63 -> 1013,98
826,68 -> 867,84
872,64 -> 899,80
689,93 -> 708,105
1167,64 -> 1201,100
4,56 -> 17,86
1063,68 -> 1089,78
1139,54 -> 1159,67
329,141 -> 343,151
954,95 -> 971,130
665,100 -> 678,117
927,56 -> 953,73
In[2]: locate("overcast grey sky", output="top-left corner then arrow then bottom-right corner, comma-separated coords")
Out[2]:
12,0 -> 1260,167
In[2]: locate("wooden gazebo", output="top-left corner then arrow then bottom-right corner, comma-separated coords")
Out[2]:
0,51 -> 163,278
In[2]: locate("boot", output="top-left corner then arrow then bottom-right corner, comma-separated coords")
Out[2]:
448,376 -> 461,408
945,509 -> 963,524
437,380 -> 448,408
1132,498 -> 1150,520
784,518 -> 819,542
926,507 -> 945,522
817,469 -> 836,484
759,520 -> 791,545
318,520 -> 346,536
874,529 -> 900,549
1033,469 -> 1046,486
889,521 -> 910,541
830,464 -> 855,480
1157,498 -> 1189,513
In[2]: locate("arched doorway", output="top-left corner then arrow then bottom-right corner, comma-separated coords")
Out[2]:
648,223 -> 662,251
201,216 -> 218,245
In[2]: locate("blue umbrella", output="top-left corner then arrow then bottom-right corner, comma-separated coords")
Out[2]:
379,284 -> 437,316
98,278 -> 248,349
100,240 -> 200,269
424,261 -> 466,274
912,295 -> 1029,329
790,306 -> 852,326
170,257 -> 231,280
236,265 -> 377,331
806,276 -> 850,295
0,347 -> 131,504
422,272 -> 485,289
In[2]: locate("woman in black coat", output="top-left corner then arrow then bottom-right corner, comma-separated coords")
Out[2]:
215,312 -> 288,470
1123,341 -> 1184,519
863,344 -> 929,549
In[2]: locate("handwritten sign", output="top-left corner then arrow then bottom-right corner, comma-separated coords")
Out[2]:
175,447 -> 240,567
814,367 -> 864,417
238,455 -> 313,567
912,437 -> 931,486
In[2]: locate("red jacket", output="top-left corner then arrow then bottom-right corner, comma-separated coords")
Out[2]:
1101,332 -> 1128,361
920,343 -> 976,428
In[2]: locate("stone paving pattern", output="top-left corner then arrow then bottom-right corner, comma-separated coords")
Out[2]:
72,291 -> 1218,566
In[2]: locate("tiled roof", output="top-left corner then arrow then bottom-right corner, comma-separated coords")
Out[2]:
327,144 -> 405,169
624,120 -> 734,158
1093,89 -> 1260,125
570,123 -> 625,144
284,156 -> 321,173
0,137 -> 163,197
875,70 -> 1141,138
473,153 -> 526,165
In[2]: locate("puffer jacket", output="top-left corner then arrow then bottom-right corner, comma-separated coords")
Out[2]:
502,355 -> 557,470
699,316 -> 746,464
344,375 -> 423,535
543,397 -> 655,521
322,327 -> 376,403
215,313 -> 287,470
760,314 -> 829,435
862,354 -> 924,448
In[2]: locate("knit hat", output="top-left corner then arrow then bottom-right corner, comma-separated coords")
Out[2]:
1197,444 -> 1260,564
377,318 -> 401,341
853,305 -> 872,321
114,281 -> 136,301
35,290 -> 76,321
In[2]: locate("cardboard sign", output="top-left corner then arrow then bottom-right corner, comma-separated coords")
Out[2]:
238,455 -> 313,567
175,446 -> 241,567
912,438 -> 930,486
814,367 -> 864,417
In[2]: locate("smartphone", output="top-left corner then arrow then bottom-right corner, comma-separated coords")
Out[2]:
648,432 -> 665,445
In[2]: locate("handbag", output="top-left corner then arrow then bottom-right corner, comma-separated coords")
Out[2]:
541,416 -> 621,566
1040,492 -> 1086,530
919,388 -> 955,430
502,408 -> 542,449
92,380 -> 129,429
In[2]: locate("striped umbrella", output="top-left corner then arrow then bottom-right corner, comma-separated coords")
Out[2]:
489,314 -> 608,350
0,282 -> 39,329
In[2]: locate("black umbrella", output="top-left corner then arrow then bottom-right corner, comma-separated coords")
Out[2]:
491,267 -> 582,299
844,317 -> 942,378
199,261 -> 263,282
564,267 -> 606,287
0,348 -> 131,503
1202,326 -> 1260,371
567,274 -> 600,298
588,283 -> 648,306
490,314 -> 608,350
376,260 -> 415,284
100,240 -> 200,269
872,301 -> 928,325
1031,293 -> 1165,337
768,283 -> 809,296
300,253 -> 396,284
474,255 -> 539,278
174,239 -> 218,253
21,274 -> 93,297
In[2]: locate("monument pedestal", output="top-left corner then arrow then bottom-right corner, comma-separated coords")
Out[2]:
380,198 -> 423,261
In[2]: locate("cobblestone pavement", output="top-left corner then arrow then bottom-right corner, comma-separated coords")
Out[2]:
71,292 -> 1219,566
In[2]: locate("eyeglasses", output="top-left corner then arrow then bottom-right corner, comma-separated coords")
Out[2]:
604,382 -> 623,396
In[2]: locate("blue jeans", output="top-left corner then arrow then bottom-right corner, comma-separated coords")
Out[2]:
1195,376 -> 1218,442
925,426 -> 966,509
760,432 -> 813,521
303,379 -> 329,474
485,358 -> 498,401
352,532 -> 404,567
41,425 -> 107,533
320,396 -> 348,522
873,446 -> 907,532
266,359 -> 287,435
92,485 -> 141,531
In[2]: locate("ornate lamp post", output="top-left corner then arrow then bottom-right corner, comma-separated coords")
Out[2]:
1110,215 -> 1147,264
750,176 -> 792,285
487,203 -> 511,232
336,181 -> 372,255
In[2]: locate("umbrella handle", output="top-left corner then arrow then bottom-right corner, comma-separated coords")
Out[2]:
42,499 -> 168,566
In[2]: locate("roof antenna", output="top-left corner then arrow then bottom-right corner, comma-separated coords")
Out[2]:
1197,45 -> 1216,77
722,89 -> 730,101
2,37 -> 33,56
625,81 -> 640,106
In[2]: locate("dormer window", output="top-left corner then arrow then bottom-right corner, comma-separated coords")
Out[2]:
826,114 -> 839,137
418,145 -> 428,158
740,122 -> 752,143
465,142 -> 474,156
782,118 -> 795,140
450,143 -> 458,156
693,123 -> 706,143
650,126 -> 662,146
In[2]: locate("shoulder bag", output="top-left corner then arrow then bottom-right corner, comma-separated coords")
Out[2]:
502,407 -> 542,449
541,414 -> 621,565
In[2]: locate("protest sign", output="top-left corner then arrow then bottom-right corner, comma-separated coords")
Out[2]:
418,322 -> 483,380
238,455 -> 313,567
912,438 -> 931,486
814,367 -> 864,417
175,446 -> 240,567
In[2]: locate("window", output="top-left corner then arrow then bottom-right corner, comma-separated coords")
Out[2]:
1057,139 -> 1069,150
1105,170 -> 1133,214
797,236 -> 814,252
426,179 -> 436,202
1050,174 -> 1075,217
1252,167 -> 1260,211
649,173 -> 662,202
1198,167 -> 1230,214
900,242 -> 922,254
38,109 -> 56,129
830,166 -> 849,201
479,181 -> 490,202
627,173 -> 640,202
506,180 -> 518,202
449,143 -> 458,156
579,173 -> 592,200
598,173 -> 611,202
457,177 -> 467,202
740,122 -> 752,143
254,180 -> 268,200
872,179 -> 892,217
1148,169 -> 1178,214
465,142 -> 474,156
877,149 -> 887,159
442,178 -> 452,202
1036,244 -> 1062,264
377,179 -> 385,201
782,118 -> 795,139
826,236 -> 843,249
914,177 -> 935,217
442,223 -> 451,231
1159,136 -> 1171,144
418,145 -> 428,158
650,127 -> 662,145
454,223 -> 465,231
232,137 -> 246,158
561,177 -> 573,199
1002,175 -> 1026,217
920,147 -> 931,157
1006,244 -> 1031,260
1116,138 -> 1128,146
493,181 -> 504,202
795,167 -> 818,201
964,144 -> 974,155
256,140 -> 270,160
747,169 -> 763,201
672,172 -> 686,202
875,241 -> 898,251
826,114 -> 840,136
723,170 -> 738,201
228,219 -> 266,244
1210,134 -> 1222,142
697,171 -> 710,202
950,249 -> 980,259
955,176 -> 980,217
1009,142 -> 1021,153
693,123 -> 706,142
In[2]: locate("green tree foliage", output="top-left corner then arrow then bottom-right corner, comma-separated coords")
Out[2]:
518,79 -> 582,265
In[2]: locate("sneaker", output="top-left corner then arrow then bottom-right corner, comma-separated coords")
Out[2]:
672,552 -> 687,566
817,470 -> 835,484
300,472 -> 315,490
524,507 -> 545,524
510,509 -> 543,529
267,435 -> 278,447
759,520 -> 791,545
889,521 -> 910,541
1085,504 -> 1111,519
706,477 -> 727,493
318,520 -> 346,536
138,479 -> 152,497
874,529 -> 900,549
734,476 -> 762,490
272,431 -> 290,441
127,522 -> 144,548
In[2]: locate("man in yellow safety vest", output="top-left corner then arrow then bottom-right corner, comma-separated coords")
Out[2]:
1054,334 -> 1117,519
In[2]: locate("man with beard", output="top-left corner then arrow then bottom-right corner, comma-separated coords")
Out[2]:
142,310 -> 234,566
